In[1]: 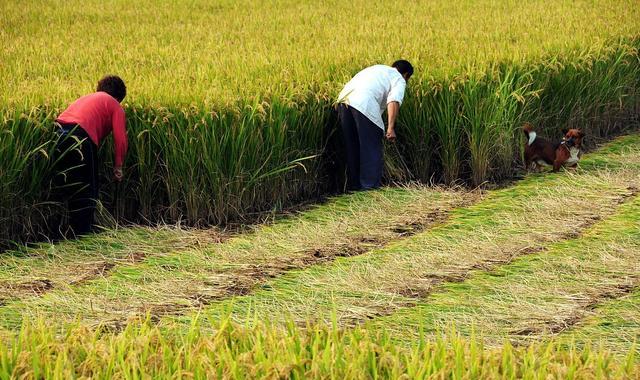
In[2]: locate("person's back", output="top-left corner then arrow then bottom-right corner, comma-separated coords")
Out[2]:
57,91 -> 127,168
338,65 -> 406,130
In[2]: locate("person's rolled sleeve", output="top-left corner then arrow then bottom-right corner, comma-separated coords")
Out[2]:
387,77 -> 406,105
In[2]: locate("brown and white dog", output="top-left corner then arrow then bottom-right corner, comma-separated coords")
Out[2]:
523,123 -> 585,172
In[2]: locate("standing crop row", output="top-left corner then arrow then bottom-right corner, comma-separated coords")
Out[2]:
1,41 -> 638,248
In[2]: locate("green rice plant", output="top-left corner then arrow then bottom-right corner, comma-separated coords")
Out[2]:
0,108 -> 59,245
425,81 -> 465,184
526,44 -> 640,140
395,81 -> 434,181
0,317 -> 637,379
460,66 -> 527,185
2,42 -> 639,248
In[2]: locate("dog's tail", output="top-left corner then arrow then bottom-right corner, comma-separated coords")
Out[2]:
523,123 -> 536,146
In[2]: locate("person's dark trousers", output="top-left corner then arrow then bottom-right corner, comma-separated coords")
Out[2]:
52,123 -> 99,238
337,104 -> 384,190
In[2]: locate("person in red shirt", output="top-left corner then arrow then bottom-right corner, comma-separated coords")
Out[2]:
52,75 -> 128,237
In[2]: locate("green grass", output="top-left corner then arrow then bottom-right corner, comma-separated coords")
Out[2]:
368,196 -> 640,349
561,290 -> 640,353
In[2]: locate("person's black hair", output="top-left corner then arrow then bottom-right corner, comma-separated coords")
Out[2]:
97,75 -> 126,102
391,60 -> 414,78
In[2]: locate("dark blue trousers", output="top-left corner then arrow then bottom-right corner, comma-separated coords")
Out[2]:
52,123 -> 99,237
338,104 -> 383,190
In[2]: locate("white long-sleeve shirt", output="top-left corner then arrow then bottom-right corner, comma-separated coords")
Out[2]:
337,65 -> 407,130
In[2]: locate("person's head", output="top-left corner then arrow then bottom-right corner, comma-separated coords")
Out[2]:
97,75 -> 126,102
392,60 -> 414,81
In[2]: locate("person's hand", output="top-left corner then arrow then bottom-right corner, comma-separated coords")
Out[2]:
386,128 -> 397,142
113,166 -> 124,182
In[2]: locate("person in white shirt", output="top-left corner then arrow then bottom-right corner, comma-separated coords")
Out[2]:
336,60 -> 413,190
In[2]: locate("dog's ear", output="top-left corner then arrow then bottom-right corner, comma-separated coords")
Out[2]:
577,129 -> 585,138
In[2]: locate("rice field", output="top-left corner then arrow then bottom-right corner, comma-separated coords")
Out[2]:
2,0 -> 640,377
1,0 -> 640,247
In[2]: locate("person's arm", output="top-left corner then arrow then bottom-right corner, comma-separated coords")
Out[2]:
386,75 -> 406,141
112,107 -> 128,181
386,101 -> 400,141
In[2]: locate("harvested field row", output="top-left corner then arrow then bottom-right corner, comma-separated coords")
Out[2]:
0,227 -> 228,304
369,195 -> 640,351
0,186 -> 476,327
559,289 -> 640,353
180,135 -> 640,331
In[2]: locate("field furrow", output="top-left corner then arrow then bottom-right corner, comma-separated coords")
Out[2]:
0,186 -> 476,328
175,135 -> 640,330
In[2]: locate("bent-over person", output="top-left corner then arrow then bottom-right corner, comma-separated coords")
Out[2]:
53,75 -> 128,237
336,60 -> 413,191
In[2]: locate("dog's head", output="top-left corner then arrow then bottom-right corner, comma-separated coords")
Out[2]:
562,128 -> 585,149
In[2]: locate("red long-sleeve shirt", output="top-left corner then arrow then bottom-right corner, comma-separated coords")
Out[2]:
56,92 -> 128,167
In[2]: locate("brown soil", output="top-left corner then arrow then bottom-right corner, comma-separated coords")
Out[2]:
70,262 -> 116,285
142,303 -> 190,322
391,209 -> 454,236
0,279 -> 54,302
